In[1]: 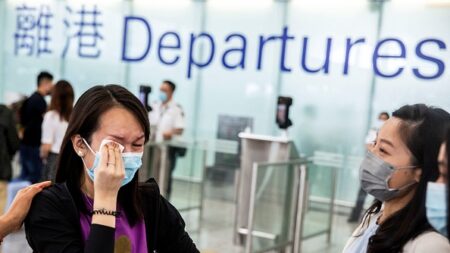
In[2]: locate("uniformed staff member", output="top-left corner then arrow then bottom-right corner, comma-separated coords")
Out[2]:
149,80 -> 185,198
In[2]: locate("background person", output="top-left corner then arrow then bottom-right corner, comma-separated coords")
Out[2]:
19,71 -> 54,183
40,80 -> 74,181
149,80 -> 185,198
0,181 -> 51,242
426,126 -> 449,239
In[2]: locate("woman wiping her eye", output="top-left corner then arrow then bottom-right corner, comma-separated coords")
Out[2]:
24,85 -> 199,253
343,104 -> 450,253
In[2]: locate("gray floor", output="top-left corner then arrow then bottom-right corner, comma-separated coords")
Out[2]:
0,179 -> 357,253
185,199 -> 355,253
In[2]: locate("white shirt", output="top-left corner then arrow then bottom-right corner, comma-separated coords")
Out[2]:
342,216 -> 379,253
365,120 -> 385,144
149,100 -> 185,142
41,110 -> 69,154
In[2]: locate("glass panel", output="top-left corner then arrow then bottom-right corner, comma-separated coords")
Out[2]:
62,1 -> 128,96
0,0 -> 449,211
127,0 -> 203,140
249,163 -> 299,253
281,0 -> 380,204
196,1 -> 285,143
144,141 -> 207,213
372,0 -> 450,114
302,162 -> 335,238
171,142 -> 207,212
2,0 -> 63,97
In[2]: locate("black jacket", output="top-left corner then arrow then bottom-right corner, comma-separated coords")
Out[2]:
25,179 -> 199,253
20,92 -> 47,146
0,105 -> 20,180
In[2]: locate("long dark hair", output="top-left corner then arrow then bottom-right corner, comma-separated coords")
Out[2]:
55,85 -> 150,226
446,126 -> 450,240
366,104 -> 450,253
48,80 -> 74,121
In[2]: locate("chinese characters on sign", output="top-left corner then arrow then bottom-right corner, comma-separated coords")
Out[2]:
14,4 -> 103,59
14,4 -> 53,56
12,3 -> 447,80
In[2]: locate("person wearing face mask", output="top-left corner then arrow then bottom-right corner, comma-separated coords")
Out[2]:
426,126 -> 449,239
348,112 -> 390,223
24,85 -> 199,253
343,104 -> 450,253
149,80 -> 185,198
19,71 -> 54,183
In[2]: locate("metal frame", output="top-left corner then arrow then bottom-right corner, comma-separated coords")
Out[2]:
244,162 -> 258,253
146,140 -> 208,221
293,164 -> 307,253
326,167 -> 337,243
236,159 -> 310,245
244,160 -> 309,253
176,147 -> 208,221
243,158 -> 337,253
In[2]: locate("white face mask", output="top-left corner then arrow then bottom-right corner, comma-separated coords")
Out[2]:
426,182 -> 448,236
373,119 -> 385,130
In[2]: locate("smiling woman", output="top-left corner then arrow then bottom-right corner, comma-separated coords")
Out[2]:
24,85 -> 199,253
343,104 -> 450,253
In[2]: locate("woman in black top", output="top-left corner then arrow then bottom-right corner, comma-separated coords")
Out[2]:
25,85 -> 199,253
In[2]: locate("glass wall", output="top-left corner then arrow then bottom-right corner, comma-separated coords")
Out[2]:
1,0 -> 449,204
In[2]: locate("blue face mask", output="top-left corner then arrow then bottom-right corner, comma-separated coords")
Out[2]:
159,92 -> 168,102
426,182 -> 448,237
121,152 -> 143,186
82,139 -> 143,187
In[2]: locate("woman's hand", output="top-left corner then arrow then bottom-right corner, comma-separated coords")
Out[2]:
0,181 -> 52,239
93,142 -> 125,201
92,142 -> 125,228
40,144 -> 51,160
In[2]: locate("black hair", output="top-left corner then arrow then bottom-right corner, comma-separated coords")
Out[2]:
55,85 -> 150,226
37,71 -> 53,87
163,80 -> 176,92
378,112 -> 390,119
366,104 -> 450,253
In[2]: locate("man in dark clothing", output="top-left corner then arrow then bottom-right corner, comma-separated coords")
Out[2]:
19,71 -> 53,183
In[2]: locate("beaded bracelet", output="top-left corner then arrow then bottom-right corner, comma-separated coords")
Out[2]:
91,208 -> 120,217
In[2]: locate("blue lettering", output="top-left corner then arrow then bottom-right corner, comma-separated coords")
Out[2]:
413,39 -> 446,80
301,37 -> 332,74
279,26 -> 294,72
222,33 -> 247,69
122,16 -> 152,62
158,31 -> 181,65
343,38 -> 365,75
187,32 -> 215,79
257,27 -> 294,72
257,35 -> 278,70
373,38 -> 406,78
